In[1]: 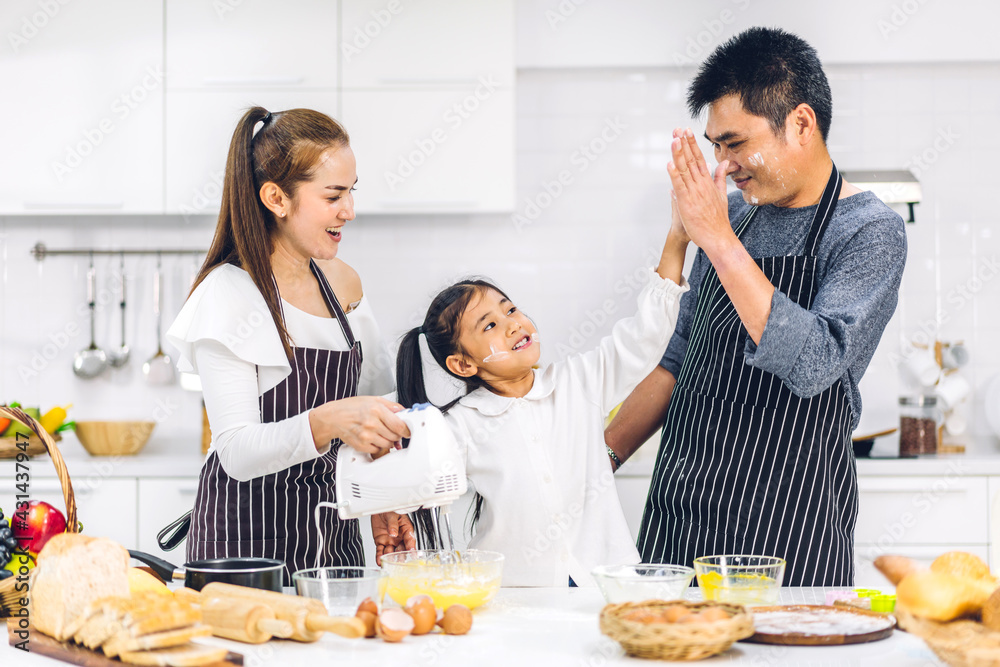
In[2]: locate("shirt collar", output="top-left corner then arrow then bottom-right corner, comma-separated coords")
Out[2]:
457,366 -> 556,416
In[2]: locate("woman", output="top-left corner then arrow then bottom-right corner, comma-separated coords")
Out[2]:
166,107 -> 414,580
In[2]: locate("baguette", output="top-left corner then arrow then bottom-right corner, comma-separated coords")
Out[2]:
103,625 -> 212,657
873,554 -> 925,586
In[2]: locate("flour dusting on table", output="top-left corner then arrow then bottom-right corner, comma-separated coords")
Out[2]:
753,607 -> 894,636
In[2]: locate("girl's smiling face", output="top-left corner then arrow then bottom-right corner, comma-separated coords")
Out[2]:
446,288 -> 540,382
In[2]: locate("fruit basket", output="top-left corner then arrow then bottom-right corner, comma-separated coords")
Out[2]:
0,432 -> 59,459
0,406 -> 79,617
600,599 -> 754,661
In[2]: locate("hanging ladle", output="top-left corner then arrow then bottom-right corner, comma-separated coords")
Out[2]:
73,255 -> 108,379
142,254 -> 175,385
108,253 -> 130,369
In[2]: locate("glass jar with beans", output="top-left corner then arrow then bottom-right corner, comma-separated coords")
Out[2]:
899,395 -> 942,456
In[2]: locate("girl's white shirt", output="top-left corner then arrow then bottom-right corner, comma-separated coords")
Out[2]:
443,268 -> 688,587
165,264 -> 395,482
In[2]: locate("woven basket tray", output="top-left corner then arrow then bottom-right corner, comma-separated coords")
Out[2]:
0,406 -> 79,617
600,599 -> 754,661
896,608 -> 1000,667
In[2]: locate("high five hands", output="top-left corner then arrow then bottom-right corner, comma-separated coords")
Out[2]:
667,128 -> 733,253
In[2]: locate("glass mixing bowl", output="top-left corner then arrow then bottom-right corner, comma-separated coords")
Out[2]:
591,564 -> 695,603
380,549 -> 504,610
693,555 -> 785,606
292,566 -> 384,616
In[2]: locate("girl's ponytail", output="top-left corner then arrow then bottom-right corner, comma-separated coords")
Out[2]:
395,327 -> 430,410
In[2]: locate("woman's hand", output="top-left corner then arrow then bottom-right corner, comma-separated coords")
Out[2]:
372,512 -> 416,566
309,396 -> 411,454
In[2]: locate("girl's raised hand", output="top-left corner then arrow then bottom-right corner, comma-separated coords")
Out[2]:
311,396 -> 411,454
668,189 -> 691,246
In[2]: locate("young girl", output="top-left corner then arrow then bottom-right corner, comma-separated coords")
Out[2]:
395,214 -> 690,587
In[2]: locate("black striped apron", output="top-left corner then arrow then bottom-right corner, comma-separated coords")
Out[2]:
187,259 -> 364,583
637,165 -> 858,587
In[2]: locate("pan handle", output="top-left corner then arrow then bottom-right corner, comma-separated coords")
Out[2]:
129,550 -> 184,582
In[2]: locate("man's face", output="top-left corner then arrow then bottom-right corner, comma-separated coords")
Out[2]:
704,94 -> 800,207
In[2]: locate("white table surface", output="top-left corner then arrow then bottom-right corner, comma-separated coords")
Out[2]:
3,587 -> 943,667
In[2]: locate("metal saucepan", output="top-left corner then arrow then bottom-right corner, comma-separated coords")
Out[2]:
129,550 -> 284,592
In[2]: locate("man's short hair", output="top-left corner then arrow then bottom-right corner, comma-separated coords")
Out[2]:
687,27 -> 833,142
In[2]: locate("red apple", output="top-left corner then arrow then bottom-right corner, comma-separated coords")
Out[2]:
12,501 -> 66,555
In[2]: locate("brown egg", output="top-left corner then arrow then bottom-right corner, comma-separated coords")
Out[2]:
663,605 -> 692,623
356,597 -> 378,616
356,610 -> 377,638
376,608 -> 414,642
405,595 -> 438,635
437,604 -> 473,635
697,607 -> 731,623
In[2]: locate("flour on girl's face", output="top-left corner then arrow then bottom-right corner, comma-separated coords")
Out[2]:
747,152 -> 764,167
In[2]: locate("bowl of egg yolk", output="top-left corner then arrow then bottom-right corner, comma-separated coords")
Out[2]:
693,555 -> 785,606
380,549 -> 504,610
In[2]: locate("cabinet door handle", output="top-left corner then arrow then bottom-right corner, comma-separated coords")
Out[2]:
378,77 -> 482,85
177,486 -> 199,496
24,202 -> 124,210
202,76 -> 304,86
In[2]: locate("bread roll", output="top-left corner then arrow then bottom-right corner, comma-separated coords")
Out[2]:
897,570 -> 992,621
932,552 -> 998,587
30,534 -> 130,641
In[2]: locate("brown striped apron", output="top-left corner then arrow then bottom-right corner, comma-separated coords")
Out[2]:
187,259 -> 364,583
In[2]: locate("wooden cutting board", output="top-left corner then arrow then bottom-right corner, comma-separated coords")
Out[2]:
741,605 -> 896,646
7,619 -> 243,666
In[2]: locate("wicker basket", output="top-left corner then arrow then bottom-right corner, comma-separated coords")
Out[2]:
896,608 -> 1000,667
0,406 -> 79,618
600,599 -> 754,661
0,432 -> 59,459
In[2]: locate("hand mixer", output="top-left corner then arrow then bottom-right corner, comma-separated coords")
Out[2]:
325,403 -> 467,555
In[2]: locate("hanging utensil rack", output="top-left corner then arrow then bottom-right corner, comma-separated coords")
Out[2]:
31,242 -> 207,261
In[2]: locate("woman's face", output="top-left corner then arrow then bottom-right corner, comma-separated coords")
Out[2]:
450,288 -> 541,381
274,144 -> 357,261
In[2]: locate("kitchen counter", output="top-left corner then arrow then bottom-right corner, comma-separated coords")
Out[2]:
3,588 -> 941,667
5,436 -> 1000,481
617,452 -> 1000,478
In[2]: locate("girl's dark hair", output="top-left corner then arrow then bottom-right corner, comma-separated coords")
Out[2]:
396,278 -> 511,549
190,107 -> 350,360
687,26 -> 833,142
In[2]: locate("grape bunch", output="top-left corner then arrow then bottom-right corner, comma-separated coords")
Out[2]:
0,509 -> 18,581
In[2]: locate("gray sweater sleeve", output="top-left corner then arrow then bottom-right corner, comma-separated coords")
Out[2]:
743,237 -> 906,397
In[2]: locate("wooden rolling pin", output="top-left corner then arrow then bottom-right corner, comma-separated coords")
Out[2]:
199,583 -> 365,642
173,588 -> 294,644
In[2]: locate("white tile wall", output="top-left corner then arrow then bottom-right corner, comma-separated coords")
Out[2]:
2,62 -> 997,454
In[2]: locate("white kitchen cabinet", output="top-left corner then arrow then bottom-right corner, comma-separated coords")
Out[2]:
340,0 -> 514,88
136,478 -> 199,563
990,477 -> 1000,572
165,91 -> 339,215
340,88 -> 515,213
165,0 -> 339,90
0,0 -> 163,214
854,544 -> 990,589
0,477 -> 137,550
855,476 -> 988,546
516,0 -> 1000,68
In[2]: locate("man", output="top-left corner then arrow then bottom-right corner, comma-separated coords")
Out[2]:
606,27 -> 906,586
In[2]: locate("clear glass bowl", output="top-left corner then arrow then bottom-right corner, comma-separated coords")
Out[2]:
292,566 -> 384,616
591,564 -> 695,603
693,555 -> 785,606
380,549 -> 504,610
